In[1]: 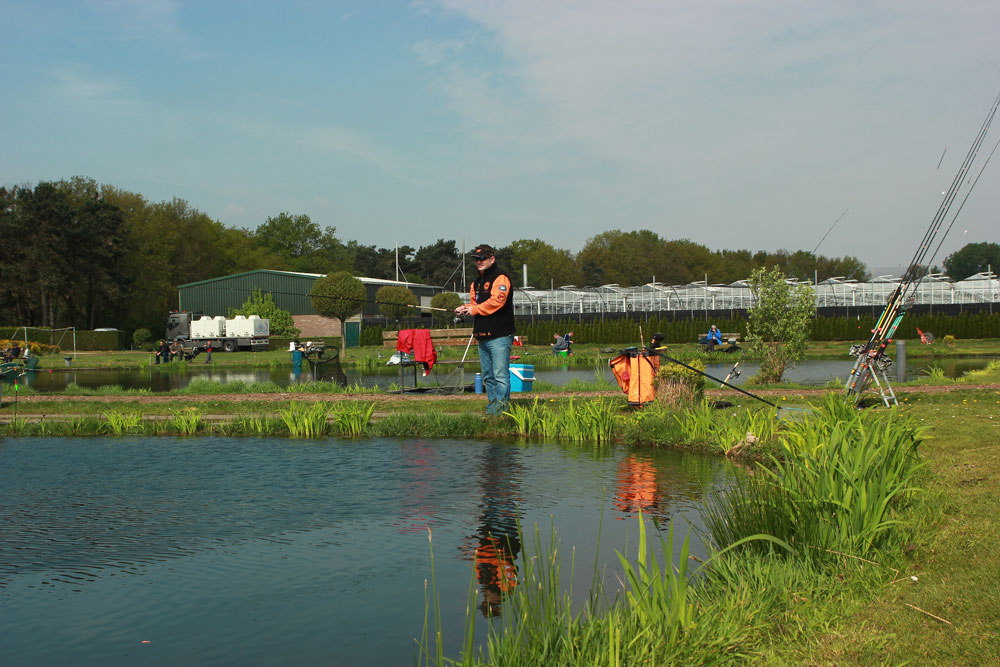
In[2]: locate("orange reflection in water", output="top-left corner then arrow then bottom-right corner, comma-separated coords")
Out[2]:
613,455 -> 659,517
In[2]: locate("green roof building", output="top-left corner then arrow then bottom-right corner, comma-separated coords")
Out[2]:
177,270 -> 443,337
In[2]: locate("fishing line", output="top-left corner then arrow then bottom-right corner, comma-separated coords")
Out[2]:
812,207 -> 850,255
925,135 -> 1000,272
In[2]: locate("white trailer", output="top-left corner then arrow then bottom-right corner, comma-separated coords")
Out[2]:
166,311 -> 270,352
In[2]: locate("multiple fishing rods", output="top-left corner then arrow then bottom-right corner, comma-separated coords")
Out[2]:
846,88 -> 1000,403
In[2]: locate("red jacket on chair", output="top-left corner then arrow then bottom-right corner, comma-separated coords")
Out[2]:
396,329 -> 437,370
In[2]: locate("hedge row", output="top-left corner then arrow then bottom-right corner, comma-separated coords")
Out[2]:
356,312 -> 1000,348
0,327 -> 124,351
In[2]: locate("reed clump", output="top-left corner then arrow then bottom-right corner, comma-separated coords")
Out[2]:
278,401 -> 331,437
102,410 -> 144,435
329,401 -> 376,436
654,358 -> 705,408
704,393 -> 925,558
170,407 -> 202,435
505,397 -> 621,443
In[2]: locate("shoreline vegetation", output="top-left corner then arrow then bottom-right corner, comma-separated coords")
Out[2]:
1,346 -> 998,663
3,336 -> 1000,371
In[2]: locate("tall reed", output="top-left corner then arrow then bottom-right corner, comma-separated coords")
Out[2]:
170,407 -> 202,435
102,410 -> 144,435
279,401 -> 330,437
329,401 -> 375,436
420,516 -> 787,666
505,397 -> 621,443
703,397 -> 925,557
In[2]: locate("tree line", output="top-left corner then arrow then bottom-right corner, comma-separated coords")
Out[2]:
4,176 -> 987,334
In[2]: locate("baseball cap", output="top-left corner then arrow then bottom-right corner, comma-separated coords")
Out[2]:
471,244 -> 495,260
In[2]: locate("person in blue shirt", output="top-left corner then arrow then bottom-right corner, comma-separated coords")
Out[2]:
703,324 -> 723,352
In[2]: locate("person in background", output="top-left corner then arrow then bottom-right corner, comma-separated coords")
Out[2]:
204,342 -> 212,364
169,340 -> 183,361
155,340 -> 170,364
455,244 -> 515,416
703,324 -> 723,352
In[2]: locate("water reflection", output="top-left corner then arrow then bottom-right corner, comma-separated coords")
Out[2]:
469,446 -> 523,616
614,455 -> 659,516
0,437 -> 729,666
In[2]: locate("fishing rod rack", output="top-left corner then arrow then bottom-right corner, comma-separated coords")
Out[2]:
844,88 -> 1000,408
846,344 -> 898,407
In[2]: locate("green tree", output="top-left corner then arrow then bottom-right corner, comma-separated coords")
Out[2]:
944,242 -> 1000,280
310,271 -> 365,357
576,230 -> 690,286
412,239 -> 462,286
746,266 -> 815,383
375,285 -> 418,325
253,212 -> 350,273
229,288 -> 300,337
497,239 -> 576,288
430,291 -> 462,325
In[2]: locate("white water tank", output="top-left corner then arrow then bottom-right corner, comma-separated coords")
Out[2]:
190,315 -> 224,339
248,314 -> 270,337
225,315 -> 251,338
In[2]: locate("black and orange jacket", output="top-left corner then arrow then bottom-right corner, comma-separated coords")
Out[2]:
469,263 -> 515,340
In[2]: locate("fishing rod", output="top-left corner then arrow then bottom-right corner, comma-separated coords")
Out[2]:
643,344 -> 778,409
846,87 -> 1000,402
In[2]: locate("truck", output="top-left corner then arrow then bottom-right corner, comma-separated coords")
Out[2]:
165,311 -> 270,353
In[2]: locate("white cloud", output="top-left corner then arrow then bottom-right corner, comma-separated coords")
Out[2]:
84,0 -> 210,59
412,38 -> 468,67
414,0 -> 1000,258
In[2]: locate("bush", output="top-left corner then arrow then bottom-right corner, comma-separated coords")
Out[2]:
132,328 -> 152,349
430,292 -> 463,326
230,288 -> 300,338
375,285 -> 418,323
654,358 -> 705,407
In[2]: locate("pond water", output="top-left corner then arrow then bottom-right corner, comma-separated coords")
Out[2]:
12,356 -> 996,393
0,436 -> 730,666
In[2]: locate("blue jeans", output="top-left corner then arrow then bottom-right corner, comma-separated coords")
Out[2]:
478,335 -> 513,415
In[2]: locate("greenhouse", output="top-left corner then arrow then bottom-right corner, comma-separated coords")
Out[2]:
499,272 -> 1000,316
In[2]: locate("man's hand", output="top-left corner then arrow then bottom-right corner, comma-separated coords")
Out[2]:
455,304 -> 473,316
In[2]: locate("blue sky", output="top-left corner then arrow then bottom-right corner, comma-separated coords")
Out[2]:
2,0 -> 999,273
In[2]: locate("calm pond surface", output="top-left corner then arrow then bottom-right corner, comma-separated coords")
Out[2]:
13,356 -> 996,392
0,436 -> 730,666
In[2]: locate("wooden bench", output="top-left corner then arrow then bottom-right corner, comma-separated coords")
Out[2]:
383,328 -> 475,347
698,332 -> 741,351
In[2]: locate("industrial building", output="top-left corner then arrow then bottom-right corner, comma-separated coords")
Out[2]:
177,270 -> 443,338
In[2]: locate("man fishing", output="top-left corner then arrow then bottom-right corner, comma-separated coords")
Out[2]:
455,244 -> 515,415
